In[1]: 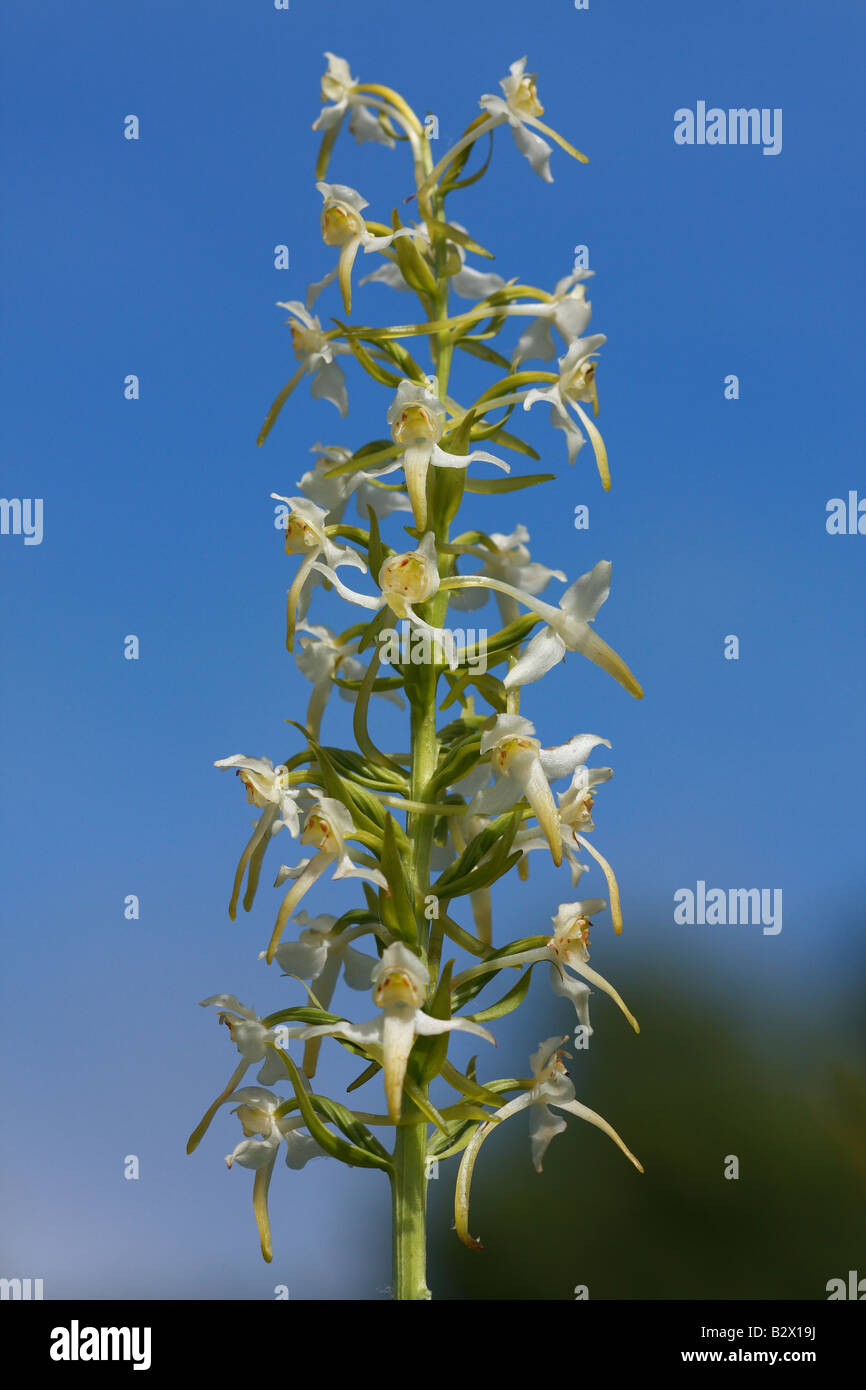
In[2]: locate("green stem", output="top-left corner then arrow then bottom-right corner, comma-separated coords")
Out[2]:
391,1120 -> 431,1300
388,129 -> 456,1304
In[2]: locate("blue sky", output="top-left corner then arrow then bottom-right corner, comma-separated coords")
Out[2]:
1,0 -> 864,1299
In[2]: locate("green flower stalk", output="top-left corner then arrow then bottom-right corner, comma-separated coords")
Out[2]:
189,53 -> 645,1300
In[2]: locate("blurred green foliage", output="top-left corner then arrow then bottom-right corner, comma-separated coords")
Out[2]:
426,959 -> 866,1299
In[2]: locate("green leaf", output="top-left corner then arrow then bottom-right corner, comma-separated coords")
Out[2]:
346,1060 -> 381,1093
482,426 -> 540,460
410,962 -> 453,1085
442,131 -> 495,193
429,734 -> 481,793
442,848 -> 522,901
373,338 -> 428,382
432,809 -> 523,901
464,472 -> 555,494
455,338 -> 511,369
338,328 -> 402,387
450,936 -> 550,1010
391,208 -> 439,296
306,1094 -> 392,1162
366,504 -> 386,579
437,909 -> 490,958
271,1046 -> 392,1172
424,218 -> 494,260
378,813 -> 417,943
468,966 -> 533,1022
312,739 -> 385,838
256,365 -> 306,447
441,1058 -> 507,1110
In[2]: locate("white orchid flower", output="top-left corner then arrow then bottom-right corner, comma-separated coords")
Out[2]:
445,558 -> 642,699
465,716 -> 610,866
546,901 -> 638,1031
213,756 -> 305,919
455,1034 -> 642,1246
447,524 -> 565,626
523,334 -> 608,479
198,994 -> 290,1086
376,378 -> 509,530
515,757 -> 614,888
311,530 -> 460,670
504,559 -> 642,697
455,897 -> 639,1035
186,995 -> 304,1162
299,942 -> 496,1122
415,59 -> 587,233
265,910 -> 383,1077
264,797 -> 387,964
361,222 -> 506,301
507,270 -> 594,366
297,443 -> 411,523
306,182 -> 423,313
214,755 -> 302,836
224,1085 -> 328,1263
269,494 -> 367,649
479,57 -> 587,181
313,52 -> 399,150
274,300 -> 351,417
295,621 -> 405,739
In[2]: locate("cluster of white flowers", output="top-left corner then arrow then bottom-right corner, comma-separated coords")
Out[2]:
192,52 -> 643,1289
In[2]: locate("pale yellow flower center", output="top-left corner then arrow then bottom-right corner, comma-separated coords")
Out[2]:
536,1048 -> 569,1088
290,322 -> 325,360
550,914 -> 592,961
392,404 -> 437,447
379,552 -> 437,603
374,967 -> 424,1009
494,736 -> 539,773
284,515 -> 319,554
321,202 -> 363,247
512,75 -> 543,119
563,359 -> 597,405
302,812 -> 339,852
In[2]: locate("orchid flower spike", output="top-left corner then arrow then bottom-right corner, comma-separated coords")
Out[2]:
307,182 -> 423,313
523,335 -> 608,481
269,494 -> 367,651
299,942 -> 496,1122
265,797 -> 387,964
224,1085 -> 328,1263
455,1035 -> 642,1247
378,377 -> 509,530
311,531 -> 461,670
274,301 -> 351,417
295,621 -> 405,740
